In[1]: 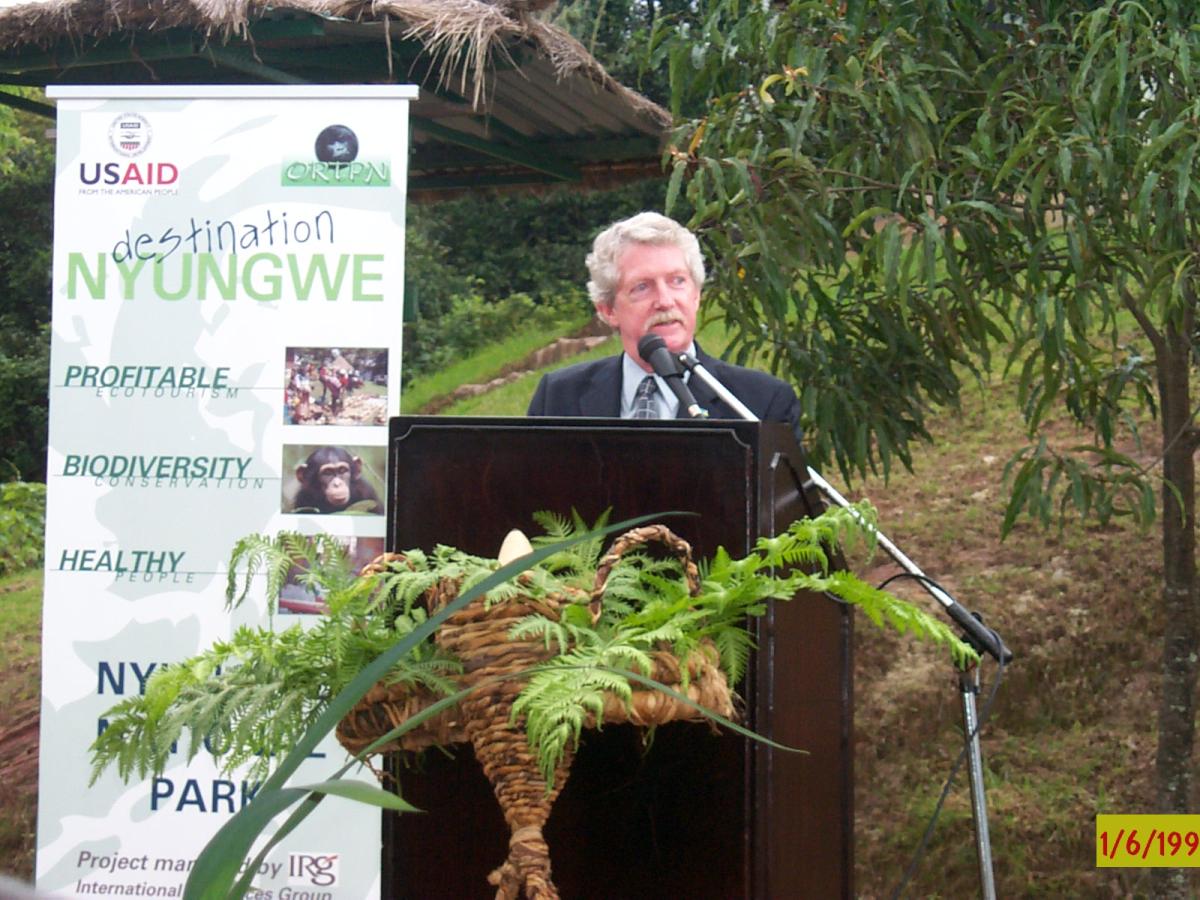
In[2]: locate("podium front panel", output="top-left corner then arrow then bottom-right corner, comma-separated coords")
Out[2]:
382,416 -> 851,899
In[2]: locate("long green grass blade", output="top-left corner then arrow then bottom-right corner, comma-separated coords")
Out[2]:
230,671 -> 537,896
295,779 -> 420,811
185,787 -> 311,900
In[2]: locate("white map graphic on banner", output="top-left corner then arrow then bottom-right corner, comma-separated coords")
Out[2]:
39,85 -> 417,898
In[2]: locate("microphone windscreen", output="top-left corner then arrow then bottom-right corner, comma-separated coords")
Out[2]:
637,333 -> 681,375
637,332 -> 707,418
637,332 -> 667,359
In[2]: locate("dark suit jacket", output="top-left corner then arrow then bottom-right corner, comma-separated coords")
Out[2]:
527,346 -> 801,433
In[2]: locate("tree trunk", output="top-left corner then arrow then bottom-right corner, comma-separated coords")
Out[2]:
1152,323 -> 1198,899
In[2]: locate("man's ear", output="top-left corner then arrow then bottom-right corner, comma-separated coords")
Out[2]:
596,302 -> 619,329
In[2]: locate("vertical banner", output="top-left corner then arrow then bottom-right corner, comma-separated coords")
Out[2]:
38,85 -> 417,898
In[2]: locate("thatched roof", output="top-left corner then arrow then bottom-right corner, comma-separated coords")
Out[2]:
0,0 -> 672,196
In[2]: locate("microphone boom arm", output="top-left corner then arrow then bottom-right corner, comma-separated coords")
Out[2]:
675,350 -> 1012,665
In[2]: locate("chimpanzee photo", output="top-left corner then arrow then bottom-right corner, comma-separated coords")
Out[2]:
284,445 -> 383,515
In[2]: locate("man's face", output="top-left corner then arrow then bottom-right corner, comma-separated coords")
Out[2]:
598,242 -> 700,370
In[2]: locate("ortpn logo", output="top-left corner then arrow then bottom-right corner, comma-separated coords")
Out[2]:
315,124 -> 359,163
282,123 -> 390,187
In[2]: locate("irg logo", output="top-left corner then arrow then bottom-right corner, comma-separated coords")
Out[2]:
288,852 -> 339,887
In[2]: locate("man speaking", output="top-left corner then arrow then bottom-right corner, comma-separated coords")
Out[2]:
527,212 -> 801,432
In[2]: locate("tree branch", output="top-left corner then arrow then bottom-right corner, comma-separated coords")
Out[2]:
1120,283 -> 1165,356
815,167 -> 1073,213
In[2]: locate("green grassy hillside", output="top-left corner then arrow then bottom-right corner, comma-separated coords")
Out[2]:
0,570 -> 41,882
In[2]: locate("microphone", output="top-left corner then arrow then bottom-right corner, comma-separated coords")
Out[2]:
636,334 -> 708,419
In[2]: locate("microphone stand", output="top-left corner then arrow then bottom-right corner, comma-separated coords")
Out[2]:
681,351 -> 1009,900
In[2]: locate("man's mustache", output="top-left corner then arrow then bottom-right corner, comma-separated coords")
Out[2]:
647,312 -> 683,327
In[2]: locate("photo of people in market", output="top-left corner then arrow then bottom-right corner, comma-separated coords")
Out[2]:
284,347 -> 388,426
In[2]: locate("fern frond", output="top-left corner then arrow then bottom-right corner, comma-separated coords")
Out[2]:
225,531 -> 354,617
621,620 -> 684,647
509,615 -> 573,656
529,508 -> 611,580
90,695 -> 168,784
592,643 -> 655,677
511,638 -> 661,784
566,507 -> 610,573
225,533 -> 291,611
98,505 -> 975,796
381,656 -> 462,696
824,571 -> 976,667
531,509 -> 572,541
376,567 -> 441,615
711,627 -> 755,684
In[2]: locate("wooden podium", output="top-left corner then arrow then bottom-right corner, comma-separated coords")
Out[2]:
382,416 -> 852,898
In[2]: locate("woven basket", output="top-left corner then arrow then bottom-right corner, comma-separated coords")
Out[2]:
336,525 -> 736,900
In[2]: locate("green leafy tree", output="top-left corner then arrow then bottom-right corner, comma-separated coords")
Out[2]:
0,92 -> 53,481
0,323 -> 49,482
415,178 -> 669,303
401,178 -> 679,386
662,2 -> 1198,895
552,0 -> 701,107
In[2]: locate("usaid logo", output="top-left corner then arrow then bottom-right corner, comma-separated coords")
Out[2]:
77,112 -> 179,191
288,852 -> 339,887
109,113 -> 151,157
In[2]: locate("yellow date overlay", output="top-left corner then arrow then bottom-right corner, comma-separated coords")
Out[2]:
1097,815 -> 1200,867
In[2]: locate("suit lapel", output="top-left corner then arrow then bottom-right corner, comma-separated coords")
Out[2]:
687,378 -> 734,419
579,355 -> 622,417
687,346 -> 734,419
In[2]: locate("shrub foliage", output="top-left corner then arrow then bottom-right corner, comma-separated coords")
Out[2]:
0,479 -> 46,574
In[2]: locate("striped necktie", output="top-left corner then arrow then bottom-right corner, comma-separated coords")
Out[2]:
631,375 -> 659,419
